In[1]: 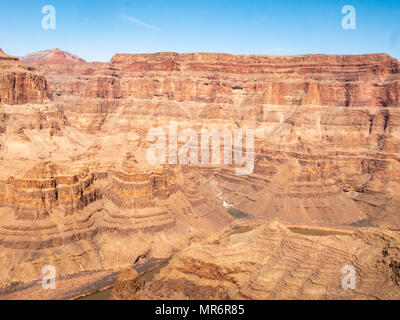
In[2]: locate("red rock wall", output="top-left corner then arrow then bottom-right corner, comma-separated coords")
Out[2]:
0,53 -> 51,105
39,52 -> 400,107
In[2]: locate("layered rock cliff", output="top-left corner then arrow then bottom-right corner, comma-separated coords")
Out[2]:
0,49 -> 50,105
1,49 -> 400,299
112,221 -> 400,300
104,52 -> 400,107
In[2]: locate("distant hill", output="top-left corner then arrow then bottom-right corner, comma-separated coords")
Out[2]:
21,48 -> 86,63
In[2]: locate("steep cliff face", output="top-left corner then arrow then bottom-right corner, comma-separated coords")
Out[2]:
0,49 -> 50,105
105,53 -> 400,107
31,52 -> 400,228
2,50 -> 400,299
28,52 -> 400,107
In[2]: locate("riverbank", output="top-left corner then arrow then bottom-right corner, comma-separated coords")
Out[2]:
0,270 -> 118,300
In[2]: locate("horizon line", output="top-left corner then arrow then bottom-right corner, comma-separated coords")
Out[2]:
5,48 -> 399,64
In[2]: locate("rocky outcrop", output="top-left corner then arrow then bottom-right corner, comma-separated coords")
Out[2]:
0,49 -> 50,105
21,48 -> 86,64
107,152 -> 170,208
0,161 -> 102,220
2,50 -> 400,299
112,268 -> 139,299
105,53 -> 400,107
113,221 -> 400,300
24,52 -> 400,107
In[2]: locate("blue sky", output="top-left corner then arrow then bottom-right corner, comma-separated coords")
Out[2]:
1,0 -> 399,62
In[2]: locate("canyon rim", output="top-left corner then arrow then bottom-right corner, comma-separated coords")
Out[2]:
1,47 -> 400,300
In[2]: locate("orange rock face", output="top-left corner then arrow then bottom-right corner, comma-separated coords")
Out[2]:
1,49 -> 400,299
0,49 -> 50,105
112,221 -> 400,300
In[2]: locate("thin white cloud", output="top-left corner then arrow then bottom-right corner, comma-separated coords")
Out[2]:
122,14 -> 159,30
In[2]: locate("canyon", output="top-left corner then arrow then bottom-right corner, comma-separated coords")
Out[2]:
0,48 -> 400,299
112,221 -> 400,300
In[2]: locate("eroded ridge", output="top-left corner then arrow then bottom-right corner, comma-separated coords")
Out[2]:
112,221 -> 400,300
1,49 -> 400,298
0,49 -> 50,105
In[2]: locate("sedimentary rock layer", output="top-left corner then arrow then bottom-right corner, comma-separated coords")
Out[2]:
112,221 -> 400,300
29,52 -> 400,108
1,49 -> 400,298
104,53 -> 400,107
0,49 -> 50,105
